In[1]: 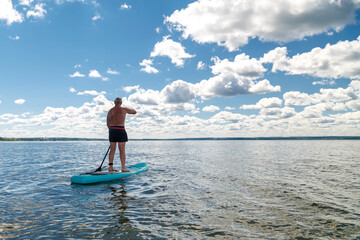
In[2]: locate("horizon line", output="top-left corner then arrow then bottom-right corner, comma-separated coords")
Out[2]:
1,136 -> 360,141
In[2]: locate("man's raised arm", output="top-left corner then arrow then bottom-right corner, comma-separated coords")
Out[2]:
125,108 -> 137,115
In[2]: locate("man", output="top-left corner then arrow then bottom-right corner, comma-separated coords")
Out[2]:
107,97 -> 137,172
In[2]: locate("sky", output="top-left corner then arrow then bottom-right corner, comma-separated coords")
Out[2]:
1,0 -> 360,139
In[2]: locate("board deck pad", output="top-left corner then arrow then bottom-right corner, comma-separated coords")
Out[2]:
88,171 -> 121,175
71,162 -> 148,184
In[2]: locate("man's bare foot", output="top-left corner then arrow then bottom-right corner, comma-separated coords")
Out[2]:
122,168 -> 130,172
109,166 -> 115,172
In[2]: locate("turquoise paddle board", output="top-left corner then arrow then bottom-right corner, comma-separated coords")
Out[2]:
71,162 -> 148,184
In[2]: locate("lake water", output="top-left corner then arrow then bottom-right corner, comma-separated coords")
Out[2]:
0,140 -> 359,239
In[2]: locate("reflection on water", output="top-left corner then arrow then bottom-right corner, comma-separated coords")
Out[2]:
0,140 -> 360,239
105,185 -> 140,239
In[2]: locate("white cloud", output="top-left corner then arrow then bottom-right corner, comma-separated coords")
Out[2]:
203,105 -> 220,112
349,80 -> 360,91
284,85 -> 358,106
250,80 -> 282,94
211,54 -> 266,79
89,69 -> 102,78
261,36 -> 360,79
9,35 -> 20,40
120,3 -> 131,10
77,90 -> 106,96
26,3 -> 47,19
195,54 -> 280,99
312,79 -> 336,86
139,59 -> 159,74
128,88 -> 161,106
314,87 -> 357,103
225,106 -> 235,110
241,97 -> 283,109
0,113 -> 19,120
123,85 -> 140,93
0,0 -> 24,25
346,99 -> 360,111
15,99 -> 25,105
156,27 -> 160,33
191,108 -> 200,114
161,80 -> 196,103
55,0 -> 87,5
196,74 -> 280,100
69,87 -> 76,93
92,0 -> 99,7
197,61 -> 205,70
345,81 -> 360,111
74,64 -> 81,68
19,0 -> 33,6
125,82 -> 197,115
69,71 -> 85,78
283,91 -> 315,106
300,103 -> 345,118
92,12 -> 101,21
150,36 -> 195,67
210,111 -> 249,124
260,107 -> 296,119
21,112 -> 31,117
166,0 -> 360,51
260,47 -> 289,71
107,68 -> 119,75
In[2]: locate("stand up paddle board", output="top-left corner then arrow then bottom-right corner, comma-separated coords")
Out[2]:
71,162 -> 148,184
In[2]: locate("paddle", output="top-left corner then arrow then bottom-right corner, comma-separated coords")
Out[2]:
95,146 -> 111,172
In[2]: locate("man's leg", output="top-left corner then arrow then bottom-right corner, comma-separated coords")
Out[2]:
118,142 -> 130,172
109,142 -> 117,171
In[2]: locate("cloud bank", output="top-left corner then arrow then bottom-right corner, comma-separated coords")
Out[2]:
261,36 -> 360,79
166,0 -> 360,51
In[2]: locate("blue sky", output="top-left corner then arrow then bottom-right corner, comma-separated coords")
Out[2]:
1,0 -> 360,139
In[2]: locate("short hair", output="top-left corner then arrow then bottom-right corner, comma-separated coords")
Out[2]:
114,97 -> 122,103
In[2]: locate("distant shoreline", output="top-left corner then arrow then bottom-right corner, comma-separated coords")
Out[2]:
1,136 -> 360,141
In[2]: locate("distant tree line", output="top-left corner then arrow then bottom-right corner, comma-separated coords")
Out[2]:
132,136 -> 360,141
0,137 -> 106,141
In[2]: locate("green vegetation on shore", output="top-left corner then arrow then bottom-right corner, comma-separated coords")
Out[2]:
1,136 -> 360,141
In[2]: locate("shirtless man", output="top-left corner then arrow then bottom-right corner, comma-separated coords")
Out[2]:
107,97 -> 137,172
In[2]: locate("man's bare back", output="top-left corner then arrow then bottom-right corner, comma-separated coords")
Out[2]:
107,106 -> 136,127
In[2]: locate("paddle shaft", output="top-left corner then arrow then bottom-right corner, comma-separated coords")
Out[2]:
96,146 -> 111,172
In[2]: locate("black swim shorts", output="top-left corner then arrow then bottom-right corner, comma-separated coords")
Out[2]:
108,126 -> 128,142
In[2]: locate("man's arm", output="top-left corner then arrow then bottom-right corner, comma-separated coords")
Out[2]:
124,107 -> 137,115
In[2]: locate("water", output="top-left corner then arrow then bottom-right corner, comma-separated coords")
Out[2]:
0,140 -> 359,239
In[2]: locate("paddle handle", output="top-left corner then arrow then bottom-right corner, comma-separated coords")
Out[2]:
96,146 -> 111,172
